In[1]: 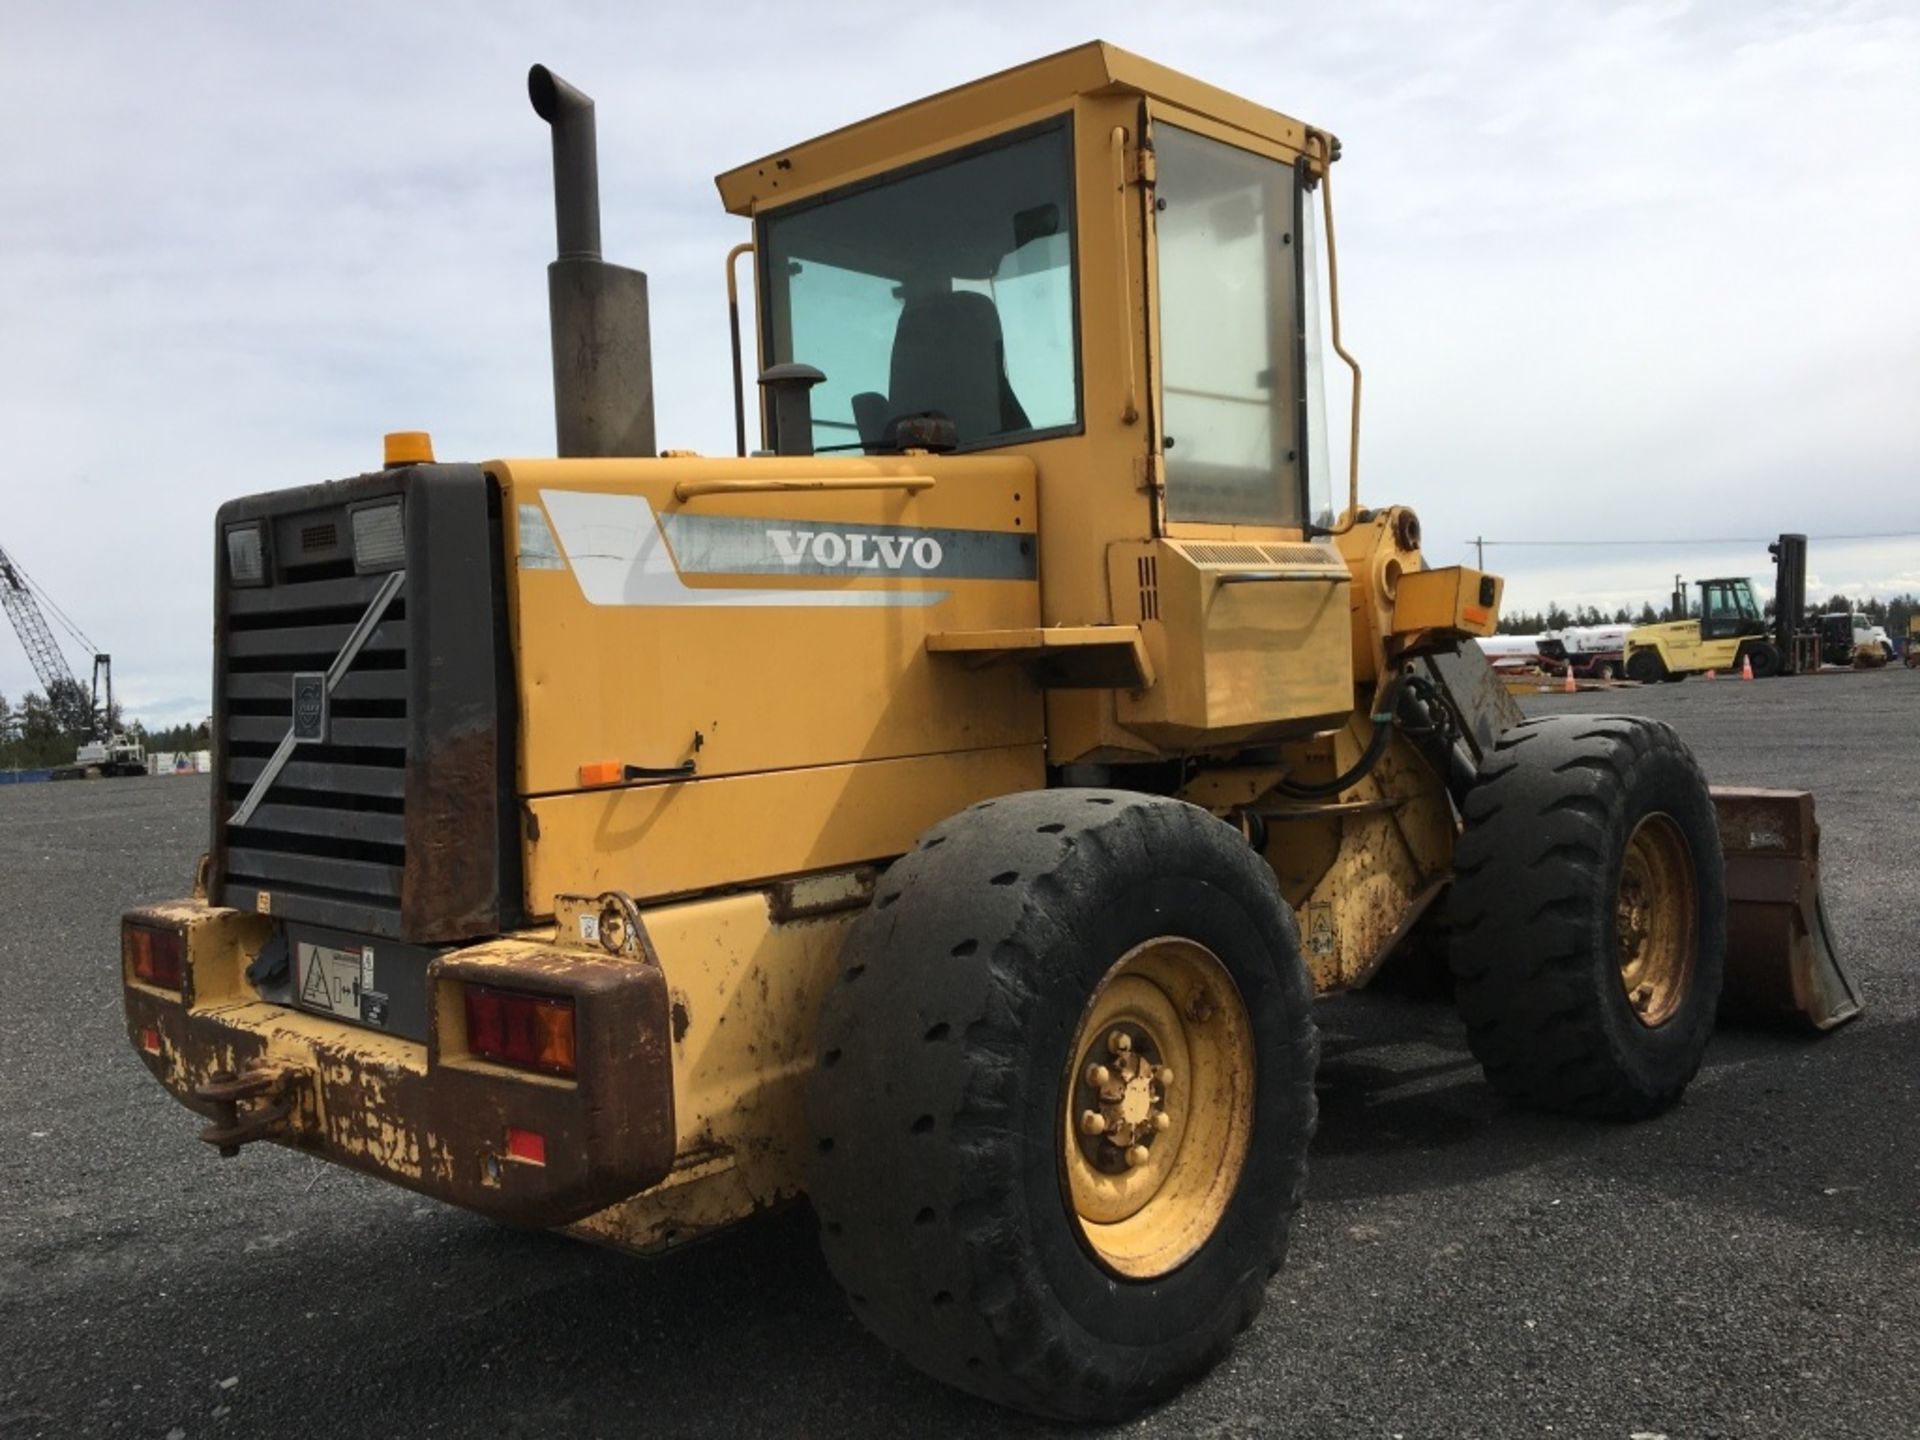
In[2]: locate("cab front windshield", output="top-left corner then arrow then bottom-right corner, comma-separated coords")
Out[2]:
758,122 -> 1080,455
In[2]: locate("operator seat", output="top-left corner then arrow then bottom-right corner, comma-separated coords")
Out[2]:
853,290 -> 1030,449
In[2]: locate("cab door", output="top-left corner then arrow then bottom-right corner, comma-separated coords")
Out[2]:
1111,105 -> 1353,748
1142,103 -> 1324,540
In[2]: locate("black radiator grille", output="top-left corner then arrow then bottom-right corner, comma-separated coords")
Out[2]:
218,567 -> 410,935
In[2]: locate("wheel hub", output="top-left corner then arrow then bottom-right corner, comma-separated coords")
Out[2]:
1614,812 -> 1698,1027
1058,938 -> 1255,1280
1074,1027 -> 1173,1170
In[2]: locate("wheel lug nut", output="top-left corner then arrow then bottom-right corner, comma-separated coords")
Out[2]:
1155,1065 -> 1174,1088
1125,1144 -> 1151,1169
1107,1030 -> 1132,1054
1086,1063 -> 1110,1088
1152,1111 -> 1171,1132
1079,1110 -> 1107,1136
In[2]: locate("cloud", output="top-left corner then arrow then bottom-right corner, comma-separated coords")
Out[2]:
0,1 -> 1914,715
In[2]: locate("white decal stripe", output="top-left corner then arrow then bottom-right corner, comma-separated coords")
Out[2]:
537,490 -> 948,609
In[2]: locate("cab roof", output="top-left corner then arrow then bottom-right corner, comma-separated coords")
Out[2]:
714,41 -> 1325,217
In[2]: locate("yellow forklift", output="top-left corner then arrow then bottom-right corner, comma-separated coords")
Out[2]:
1625,576 -> 1774,681
1624,534 -> 1822,681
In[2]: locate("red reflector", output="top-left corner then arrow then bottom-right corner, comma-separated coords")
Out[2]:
505,1127 -> 547,1165
128,925 -> 185,991
466,986 -> 507,1056
140,1026 -> 162,1055
463,985 -> 576,1076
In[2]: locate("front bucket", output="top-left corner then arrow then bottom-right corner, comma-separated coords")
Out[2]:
1712,787 -> 1863,1030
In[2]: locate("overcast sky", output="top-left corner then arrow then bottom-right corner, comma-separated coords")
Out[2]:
2,1 -> 1914,723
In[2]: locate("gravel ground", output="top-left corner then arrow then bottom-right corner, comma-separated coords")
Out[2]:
3,668 -> 1916,1439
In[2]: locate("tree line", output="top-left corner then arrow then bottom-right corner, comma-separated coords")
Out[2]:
1497,592 -> 1918,641
0,686 -> 209,771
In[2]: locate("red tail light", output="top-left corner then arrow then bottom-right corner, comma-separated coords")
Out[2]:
127,925 -> 185,991
505,1127 -> 547,1165
463,985 -> 576,1076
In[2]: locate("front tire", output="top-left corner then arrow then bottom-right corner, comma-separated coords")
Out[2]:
1739,640 -> 1782,678
807,790 -> 1317,1422
1447,716 -> 1725,1119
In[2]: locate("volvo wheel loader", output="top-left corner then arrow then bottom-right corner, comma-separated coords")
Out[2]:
120,44 -> 1859,1422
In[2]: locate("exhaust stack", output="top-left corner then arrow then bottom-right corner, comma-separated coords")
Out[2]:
529,65 -> 655,458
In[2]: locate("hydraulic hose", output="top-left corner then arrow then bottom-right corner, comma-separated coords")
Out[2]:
1275,669 -> 1413,800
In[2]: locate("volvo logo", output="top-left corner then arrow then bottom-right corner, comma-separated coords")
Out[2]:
766,528 -> 945,572
291,672 -> 329,744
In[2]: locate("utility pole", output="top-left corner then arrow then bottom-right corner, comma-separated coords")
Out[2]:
1475,536 -> 1484,570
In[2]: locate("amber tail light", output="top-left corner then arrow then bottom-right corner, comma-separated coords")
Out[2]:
463,985 -> 576,1076
128,925 -> 185,991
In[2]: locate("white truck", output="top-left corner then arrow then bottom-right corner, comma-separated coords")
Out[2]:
1536,623 -> 1630,680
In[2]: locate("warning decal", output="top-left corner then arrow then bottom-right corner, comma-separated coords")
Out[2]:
295,941 -> 365,1020
299,956 -> 333,1007
1306,902 -> 1336,959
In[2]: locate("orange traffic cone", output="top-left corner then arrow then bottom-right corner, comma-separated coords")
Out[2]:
1563,667 -> 1576,694
1741,653 -> 1754,681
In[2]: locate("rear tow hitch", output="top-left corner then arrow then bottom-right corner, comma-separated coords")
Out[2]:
192,1064 -> 306,1157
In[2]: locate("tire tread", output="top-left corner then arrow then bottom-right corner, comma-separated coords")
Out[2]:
808,791 -> 1317,1421
1446,715 -> 1726,1120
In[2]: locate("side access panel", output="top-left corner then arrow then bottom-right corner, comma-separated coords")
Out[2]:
494,454 -> 1048,913
499,454 -> 1043,793
1109,538 -> 1352,748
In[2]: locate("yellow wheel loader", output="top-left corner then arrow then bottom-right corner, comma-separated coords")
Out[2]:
119,44 -> 1859,1422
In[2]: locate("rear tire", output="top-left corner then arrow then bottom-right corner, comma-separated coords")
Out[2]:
1625,649 -> 1666,685
1447,716 -> 1725,1119
807,790 -> 1317,1422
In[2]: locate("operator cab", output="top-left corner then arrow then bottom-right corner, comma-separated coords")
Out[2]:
716,43 -> 1409,756
729,41 -> 1339,539
1697,578 -> 1764,641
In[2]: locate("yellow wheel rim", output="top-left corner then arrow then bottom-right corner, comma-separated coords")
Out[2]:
1059,938 -> 1255,1280
1615,812 -> 1698,1027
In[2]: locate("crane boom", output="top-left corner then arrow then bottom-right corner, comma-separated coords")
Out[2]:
0,543 -> 81,696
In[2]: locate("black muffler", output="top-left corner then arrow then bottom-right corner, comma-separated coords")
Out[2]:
529,64 -> 655,459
